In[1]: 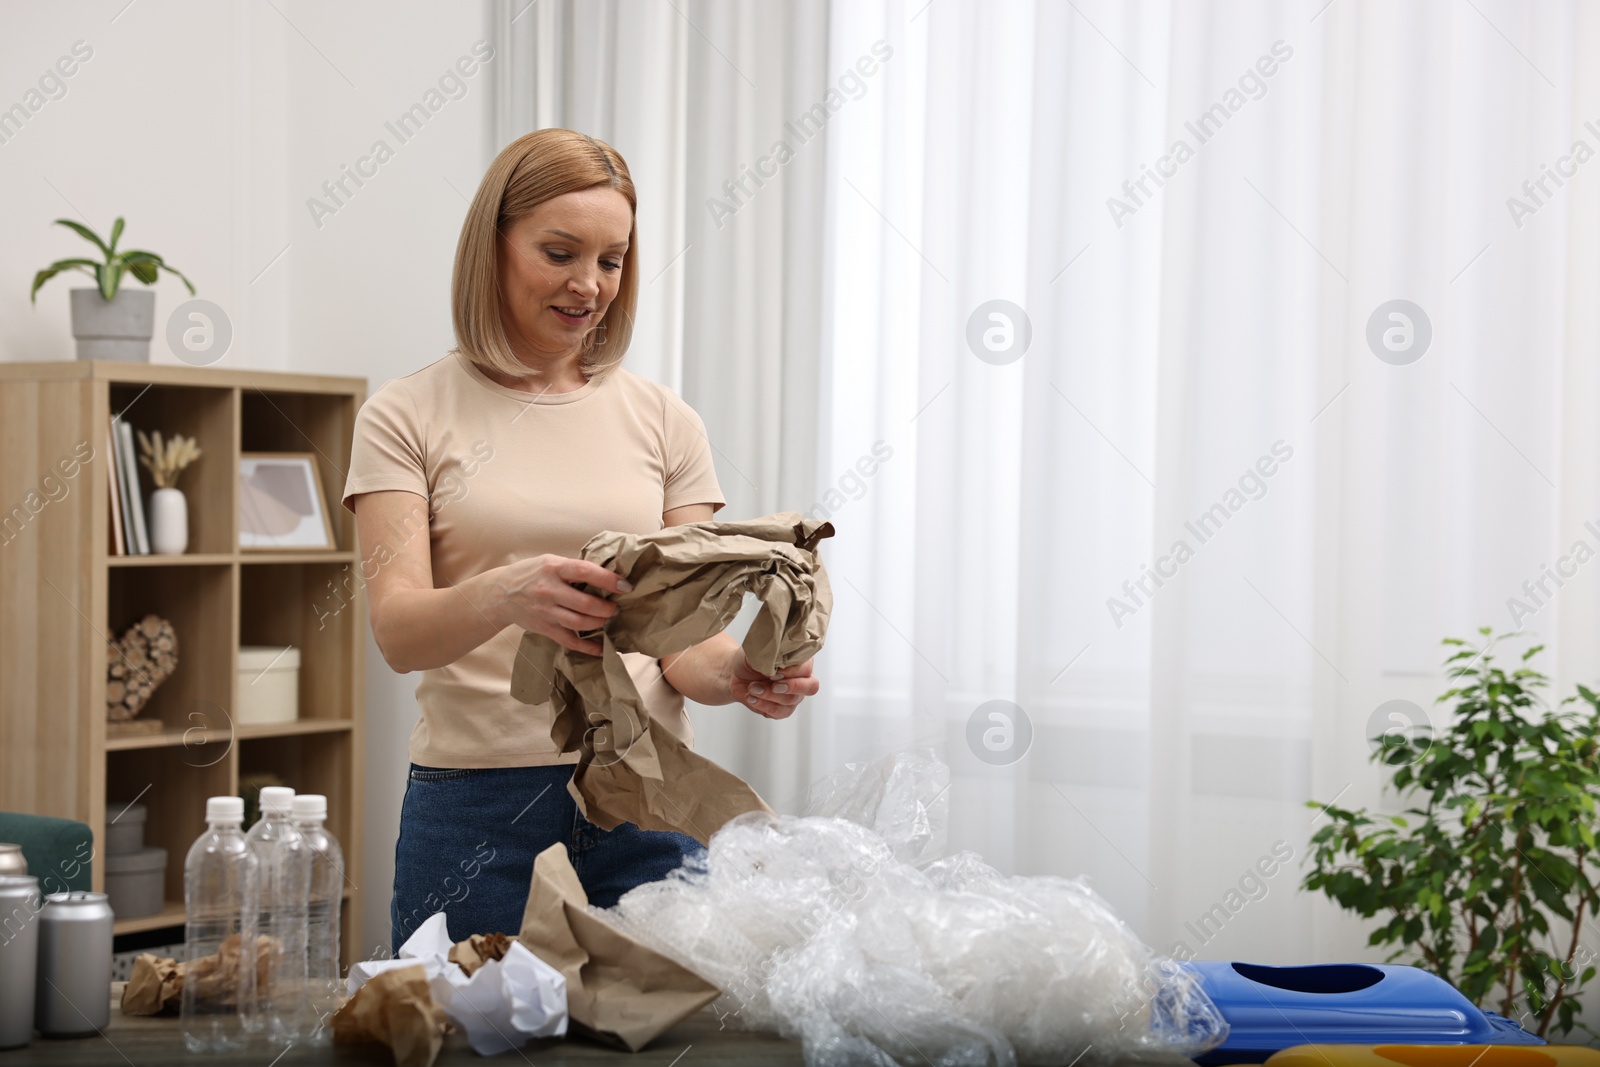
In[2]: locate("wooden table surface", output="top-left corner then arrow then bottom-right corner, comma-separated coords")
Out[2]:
1,984 -> 806,1066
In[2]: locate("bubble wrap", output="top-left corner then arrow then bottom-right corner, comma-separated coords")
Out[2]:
603,750 -> 1227,1066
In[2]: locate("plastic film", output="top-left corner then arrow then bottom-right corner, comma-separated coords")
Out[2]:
604,751 -> 1227,1066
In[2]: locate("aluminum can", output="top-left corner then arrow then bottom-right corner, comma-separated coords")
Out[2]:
0,844 -> 26,877
34,891 -> 114,1036
0,875 -> 42,1049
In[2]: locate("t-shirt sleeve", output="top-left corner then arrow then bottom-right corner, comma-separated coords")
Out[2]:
659,387 -> 726,513
341,382 -> 429,513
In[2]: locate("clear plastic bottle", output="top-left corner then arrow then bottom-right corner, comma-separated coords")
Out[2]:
181,795 -> 260,1053
245,785 -> 312,1043
292,794 -> 344,1040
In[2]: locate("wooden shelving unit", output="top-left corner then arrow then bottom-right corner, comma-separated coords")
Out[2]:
0,360 -> 367,968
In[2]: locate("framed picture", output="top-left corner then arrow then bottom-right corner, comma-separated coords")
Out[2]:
239,452 -> 336,551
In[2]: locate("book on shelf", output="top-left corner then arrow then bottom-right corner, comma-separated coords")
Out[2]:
114,417 -> 149,555
106,419 -> 124,556
111,416 -> 135,554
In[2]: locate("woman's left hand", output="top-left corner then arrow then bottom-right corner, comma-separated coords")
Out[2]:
730,652 -> 819,720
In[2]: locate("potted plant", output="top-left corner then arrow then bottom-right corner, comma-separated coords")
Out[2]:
29,217 -> 195,361
1304,628 -> 1600,1038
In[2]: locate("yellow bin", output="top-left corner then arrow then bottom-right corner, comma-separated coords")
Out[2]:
1267,1047 -> 1600,1067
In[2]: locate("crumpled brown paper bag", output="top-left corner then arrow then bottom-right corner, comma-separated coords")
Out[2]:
332,963 -> 448,1067
122,952 -> 184,1015
511,512 -> 833,844
518,843 -> 719,1051
448,931 -> 512,977
120,933 -> 273,1016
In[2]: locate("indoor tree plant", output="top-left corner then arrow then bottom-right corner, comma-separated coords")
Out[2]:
29,217 -> 194,361
1304,628 -> 1600,1037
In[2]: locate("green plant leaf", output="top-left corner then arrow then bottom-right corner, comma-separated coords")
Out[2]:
162,261 -> 197,296
99,261 -> 124,300
40,223 -> 195,303
52,218 -> 109,257
29,259 -> 101,304
121,250 -> 196,295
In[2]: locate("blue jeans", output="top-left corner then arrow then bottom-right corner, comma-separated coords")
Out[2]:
390,763 -> 704,953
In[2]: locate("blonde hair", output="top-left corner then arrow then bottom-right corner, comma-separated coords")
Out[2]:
451,128 -> 638,381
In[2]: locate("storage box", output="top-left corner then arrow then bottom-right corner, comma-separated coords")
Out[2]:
237,645 -> 300,725
104,846 -> 166,919
103,801 -> 146,857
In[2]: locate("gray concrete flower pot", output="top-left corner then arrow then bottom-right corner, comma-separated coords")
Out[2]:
70,287 -> 155,361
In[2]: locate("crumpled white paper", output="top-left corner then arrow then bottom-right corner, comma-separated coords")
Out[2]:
347,912 -> 568,1054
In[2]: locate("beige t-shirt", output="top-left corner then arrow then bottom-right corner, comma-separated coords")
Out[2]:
340,350 -> 726,769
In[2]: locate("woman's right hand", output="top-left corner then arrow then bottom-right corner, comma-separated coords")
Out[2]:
489,555 -> 633,656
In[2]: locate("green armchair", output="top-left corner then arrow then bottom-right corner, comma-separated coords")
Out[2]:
0,812 -> 93,895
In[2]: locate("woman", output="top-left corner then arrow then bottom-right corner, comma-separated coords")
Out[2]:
341,129 -> 820,952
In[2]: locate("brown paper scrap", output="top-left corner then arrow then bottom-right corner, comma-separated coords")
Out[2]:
121,952 -> 183,1015
511,512 -> 833,844
120,934 -> 274,1016
188,933 -> 272,1010
448,931 -> 512,977
331,963 -> 447,1067
517,843 -> 719,1052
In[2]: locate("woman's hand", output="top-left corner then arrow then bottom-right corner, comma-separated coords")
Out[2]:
660,632 -> 822,717
730,651 -> 820,720
488,554 -> 632,656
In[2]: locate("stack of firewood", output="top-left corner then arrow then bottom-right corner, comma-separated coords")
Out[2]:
106,614 -> 178,721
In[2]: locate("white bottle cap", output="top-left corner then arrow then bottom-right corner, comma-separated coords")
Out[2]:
292,794 -> 327,821
206,796 -> 244,822
258,786 -> 295,814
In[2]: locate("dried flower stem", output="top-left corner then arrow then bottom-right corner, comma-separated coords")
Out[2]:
136,429 -> 202,489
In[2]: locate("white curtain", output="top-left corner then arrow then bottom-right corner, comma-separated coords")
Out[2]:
490,0 -> 831,808
494,0 -> 1600,990
814,0 -> 1600,980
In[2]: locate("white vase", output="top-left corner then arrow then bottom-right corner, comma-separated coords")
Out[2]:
149,487 -> 188,554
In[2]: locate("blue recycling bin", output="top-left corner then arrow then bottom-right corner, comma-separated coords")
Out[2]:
1183,962 -> 1543,1065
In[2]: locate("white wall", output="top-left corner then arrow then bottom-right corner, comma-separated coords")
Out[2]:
0,1 -> 289,366
1,0 -> 495,957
